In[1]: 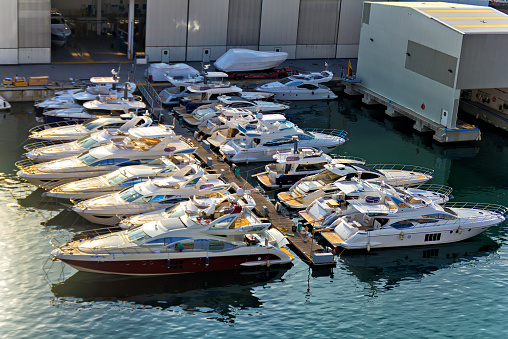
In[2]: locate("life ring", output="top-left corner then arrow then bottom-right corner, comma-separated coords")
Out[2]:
421,103 -> 425,110
493,97 -> 497,102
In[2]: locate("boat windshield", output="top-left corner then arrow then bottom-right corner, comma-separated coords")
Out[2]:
118,186 -> 143,202
279,78 -> 293,85
76,136 -> 98,148
164,204 -> 186,219
77,152 -> 98,165
104,169 -> 128,185
83,117 -> 119,131
126,227 -> 152,245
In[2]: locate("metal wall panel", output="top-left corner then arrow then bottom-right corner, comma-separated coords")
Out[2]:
227,0 -> 262,46
0,1 -> 18,50
18,0 -> 50,48
187,0 -> 229,46
297,0 -> 338,45
145,0 -> 188,46
457,34 -> 508,89
259,0 -> 299,46
338,0 -> 364,45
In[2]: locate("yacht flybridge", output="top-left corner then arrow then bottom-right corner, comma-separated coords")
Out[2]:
314,180 -> 507,250
277,162 -> 434,209
71,164 -> 230,225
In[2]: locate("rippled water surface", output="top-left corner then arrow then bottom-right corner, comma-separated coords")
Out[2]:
1,101 -> 507,338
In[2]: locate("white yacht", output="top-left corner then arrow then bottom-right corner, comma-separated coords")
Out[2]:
0,95 -> 11,110
50,205 -> 293,275
182,96 -> 289,127
255,147 -> 364,189
50,9 -> 71,47
23,119 -> 176,161
255,76 -> 337,101
299,179 -> 453,228
316,181 -> 507,250
289,70 -> 333,84
117,187 -> 256,230
277,161 -> 434,209
71,164 -> 230,225
217,117 -> 348,163
29,115 -> 143,141
16,136 -> 197,189
45,155 -> 197,201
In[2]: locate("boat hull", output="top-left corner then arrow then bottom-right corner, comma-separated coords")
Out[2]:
60,253 -> 290,276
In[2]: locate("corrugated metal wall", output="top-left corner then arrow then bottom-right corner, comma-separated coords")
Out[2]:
146,0 -> 187,47
18,0 -> 50,48
0,0 -> 18,64
297,0 -> 338,45
187,0 -> 229,46
227,0 -> 262,47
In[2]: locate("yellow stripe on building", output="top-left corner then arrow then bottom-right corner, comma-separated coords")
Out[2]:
426,9 -> 495,13
440,16 -> 508,20
455,24 -> 508,28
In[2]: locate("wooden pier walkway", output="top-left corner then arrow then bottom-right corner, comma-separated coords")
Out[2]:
171,120 -> 335,267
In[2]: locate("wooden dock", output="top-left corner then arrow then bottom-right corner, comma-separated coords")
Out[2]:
170,119 -> 335,267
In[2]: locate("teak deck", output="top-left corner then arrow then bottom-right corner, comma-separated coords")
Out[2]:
172,121 -> 334,267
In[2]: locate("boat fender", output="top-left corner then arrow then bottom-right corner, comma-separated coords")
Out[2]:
366,244 -> 370,252
266,260 -> 271,267
457,226 -> 462,234
312,91 -> 314,95
421,103 -> 425,110
205,257 -> 209,266
399,232 -> 404,240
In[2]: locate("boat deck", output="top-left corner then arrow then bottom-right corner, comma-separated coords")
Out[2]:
171,120 -> 334,267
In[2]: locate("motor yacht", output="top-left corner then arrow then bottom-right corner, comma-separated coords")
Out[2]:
29,115 -> 144,142
289,70 -> 333,84
255,147 -> 364,189
315,181 -> 507,250
71,164 -> 230,225
45,154 -> 197,201
24,115 -> 156,161
299,179 -> 453,228
117,187 -> 256,230
181,95 -> 289,127
42,95 -> 146,124
50,9 -> 71,46
16,136 -> 197,189
0,95 -> 11,110
218,117 -> 348,163
50,206 -> 293,275
277,161 -> 434,209
255,78 -> 337,101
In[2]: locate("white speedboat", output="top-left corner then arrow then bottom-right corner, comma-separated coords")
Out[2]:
50,207 -> 293,275
316,182 -> 507,250
218,118 -> 348,163
277,161 -> 434,209
16,136 -> 197,188
299,179 -> 453,228
182,96 -> 289,127
255,147 -> 364,189
24,120 -> 173,162
29,115 -> 143,141
50,9 -> 71,46
71,164 -> 230,225
44,155 -> 196,200
0,95 -> 11,110
117,187 -> 256,230
255,78 -> 337,101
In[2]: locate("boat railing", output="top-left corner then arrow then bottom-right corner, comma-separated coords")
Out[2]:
443,202 -> 508,216
302,128 -> 349,139
15,159 -> 38,170
23,140 -> 66,152
413,184 -> 454,197
329,154 -> 366,164
29,120 -> 78,133
369,164 -> 435,177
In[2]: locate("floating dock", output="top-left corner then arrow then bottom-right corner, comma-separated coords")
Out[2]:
171,120 -> 335,267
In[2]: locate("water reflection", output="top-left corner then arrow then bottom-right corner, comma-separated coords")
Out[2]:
339,235 -> 499,297
51,267 -> 289,322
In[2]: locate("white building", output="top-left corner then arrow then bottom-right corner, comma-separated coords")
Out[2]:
355,1 -> 508,139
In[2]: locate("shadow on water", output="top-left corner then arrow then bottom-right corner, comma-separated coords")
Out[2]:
51,267 -> 290,323
338,235 -> 500,297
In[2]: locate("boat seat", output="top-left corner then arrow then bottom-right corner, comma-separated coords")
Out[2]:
230,215 -> 251,228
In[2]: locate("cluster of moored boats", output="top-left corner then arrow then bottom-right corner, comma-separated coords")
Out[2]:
20,66 -> 507,276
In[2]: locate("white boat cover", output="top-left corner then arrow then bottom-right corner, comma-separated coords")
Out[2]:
214,49 -> 288,72
146,63 -> 200,82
